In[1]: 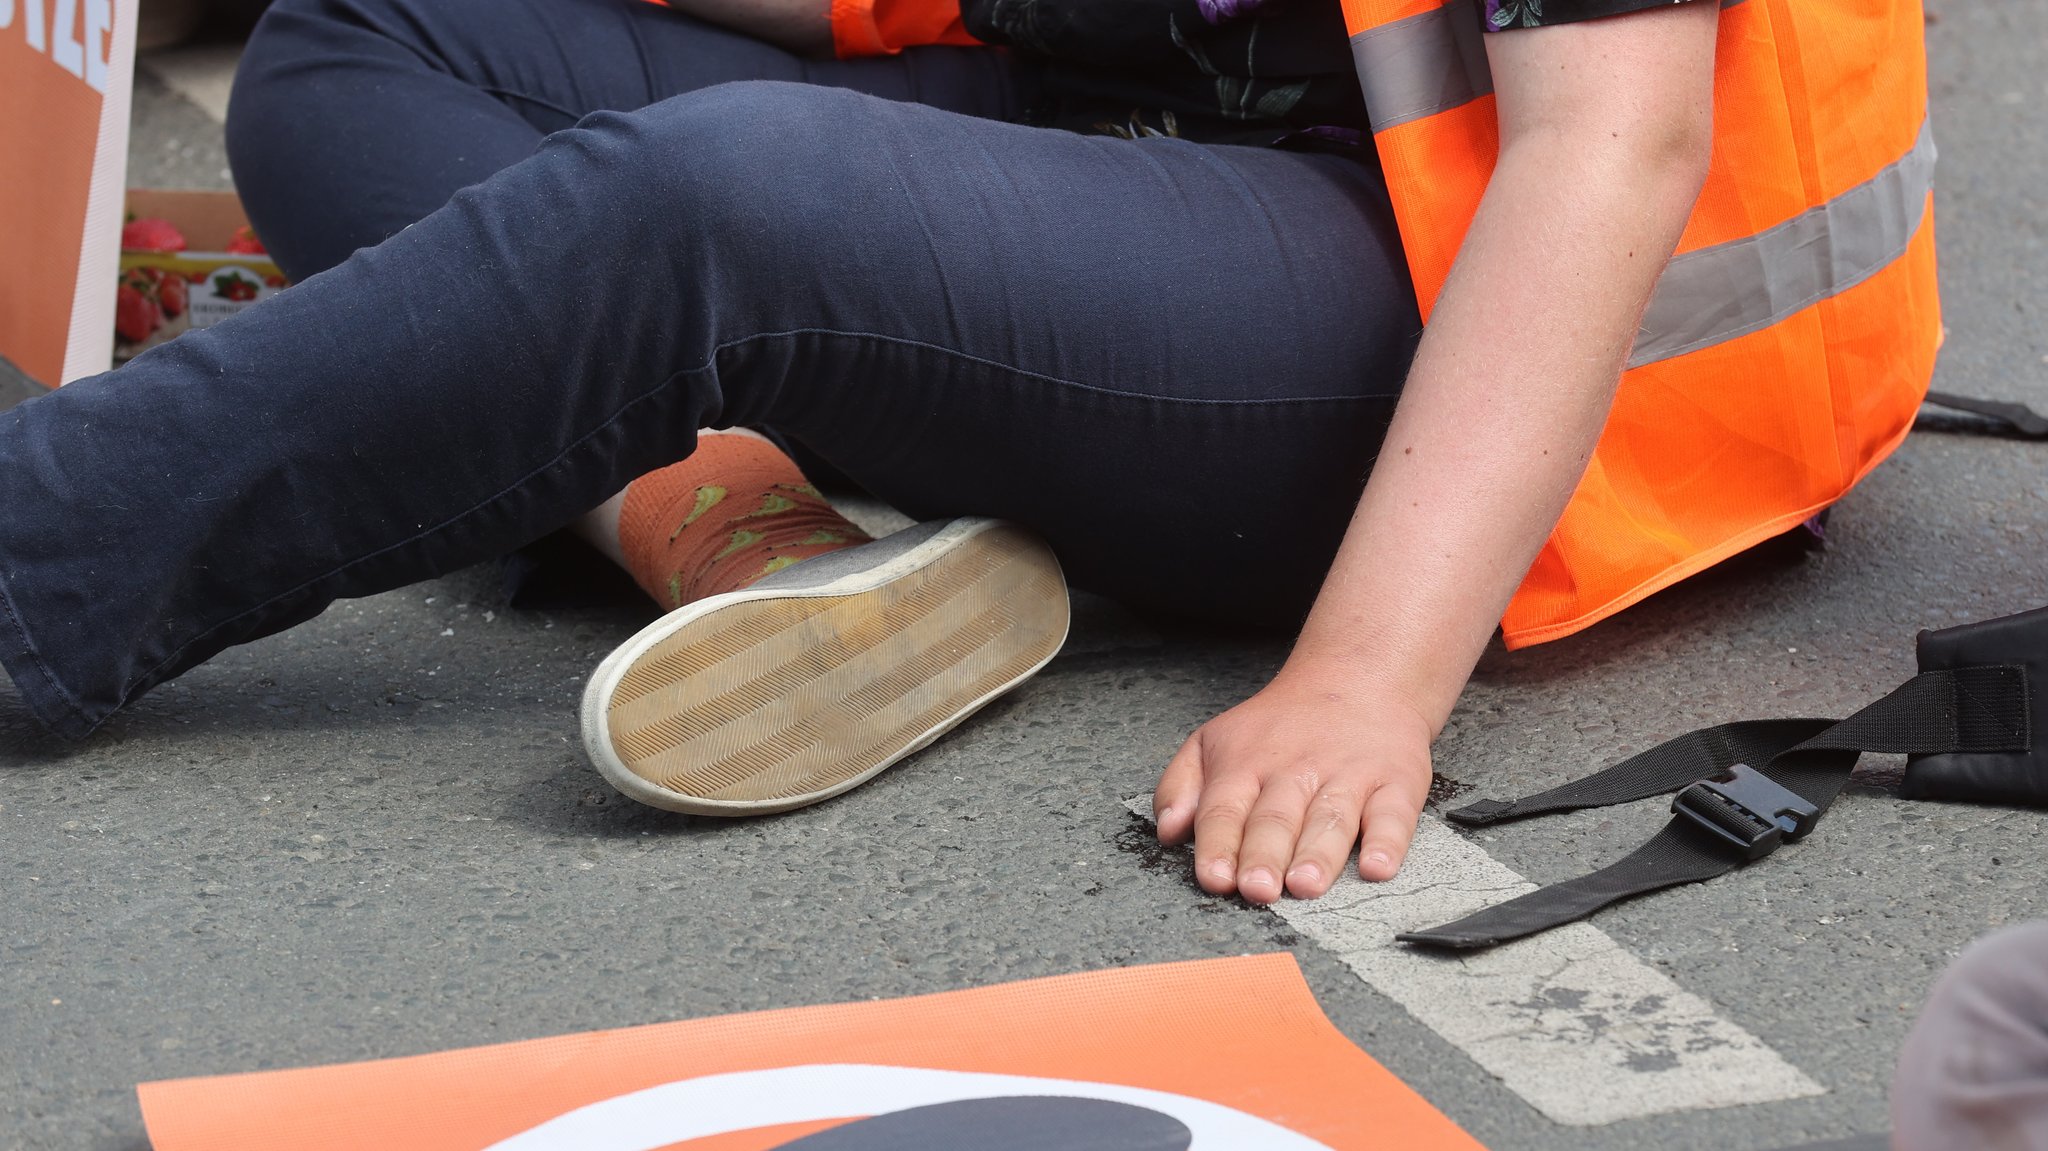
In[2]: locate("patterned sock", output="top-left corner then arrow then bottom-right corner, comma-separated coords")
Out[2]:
616,434 -> 871,610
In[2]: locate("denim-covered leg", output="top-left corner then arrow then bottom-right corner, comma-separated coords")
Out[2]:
227,0 -> 1028,279
1,84 -> 893,734
0,82 -> 1419,737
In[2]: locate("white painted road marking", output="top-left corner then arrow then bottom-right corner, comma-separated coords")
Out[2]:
1126,797 -> 1823,1126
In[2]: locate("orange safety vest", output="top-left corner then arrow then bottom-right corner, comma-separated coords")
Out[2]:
1342,0 -> 1941,647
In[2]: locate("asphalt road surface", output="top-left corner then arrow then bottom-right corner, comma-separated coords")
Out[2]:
5,5 -> 2046,1148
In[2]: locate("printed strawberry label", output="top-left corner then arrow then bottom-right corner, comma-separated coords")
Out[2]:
192,265 -> 272,321
114,250 -> 285,359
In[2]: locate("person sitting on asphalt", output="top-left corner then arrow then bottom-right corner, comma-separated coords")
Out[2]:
0,0 -> 1935,904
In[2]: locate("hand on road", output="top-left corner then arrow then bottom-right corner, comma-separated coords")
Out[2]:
1152,669 -> 1433,903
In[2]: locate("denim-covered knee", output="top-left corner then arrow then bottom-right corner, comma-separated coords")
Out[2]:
227,0 -> 390,117
562,83 -> 903,283
225,0 -> 435,275
223,0 -> 320,165
227,0 -> 489,152
233,0 -> 438,67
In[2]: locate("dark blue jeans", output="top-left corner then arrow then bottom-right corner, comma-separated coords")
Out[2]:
0,0 -> 1420,738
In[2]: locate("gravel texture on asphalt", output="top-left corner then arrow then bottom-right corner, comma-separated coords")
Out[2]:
5,6 -> 2046,1148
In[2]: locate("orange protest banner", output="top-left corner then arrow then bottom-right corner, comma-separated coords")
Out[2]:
139,953 -> 1485,1150
1,0 -> 137,386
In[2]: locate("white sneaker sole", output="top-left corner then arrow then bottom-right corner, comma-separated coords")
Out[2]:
580,518 -> 1070,815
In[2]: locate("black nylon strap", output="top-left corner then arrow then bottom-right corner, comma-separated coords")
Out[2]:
1442,719 -> 1835,827
1401,666 -> 2028,950
1925,392 -> 2048,439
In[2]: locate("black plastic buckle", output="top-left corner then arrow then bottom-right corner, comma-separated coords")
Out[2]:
1671,764 -> 1819,861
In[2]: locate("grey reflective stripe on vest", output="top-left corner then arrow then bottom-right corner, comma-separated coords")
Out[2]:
1629,119 -> 1937,368
1353,0 -> 1747,134
1352,2 -> 1930,368
1352,0 -> 1491,134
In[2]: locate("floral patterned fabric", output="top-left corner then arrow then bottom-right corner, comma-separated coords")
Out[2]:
1188,0 -> 1694,32
959,0 -> 1366,144
955,0 -> 1706,144
1484,0 -> 1701,30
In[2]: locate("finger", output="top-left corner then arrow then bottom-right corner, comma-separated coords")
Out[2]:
1233,770 -> 1319,905
1285,783 -> 1369,899
1191,773 -> 1262,896
1153,735 -> 1204,845
1357,784 -> 1424,882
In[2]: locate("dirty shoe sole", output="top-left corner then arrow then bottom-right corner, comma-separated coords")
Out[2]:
581,518 -> 1069,815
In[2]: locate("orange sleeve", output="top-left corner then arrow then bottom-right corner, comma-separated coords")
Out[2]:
829,0 -> 978,57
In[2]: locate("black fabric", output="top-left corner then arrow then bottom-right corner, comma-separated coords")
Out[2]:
1401,804 -> 1852,949
1908,607 -> 2048,802
955,0 -> 1713,144
1480,0 -> 1717,31
958,0 -> 1368,143
1806,667 -> 2029,756
1403,665 -> 2035,950
1442,718 -> 1835,826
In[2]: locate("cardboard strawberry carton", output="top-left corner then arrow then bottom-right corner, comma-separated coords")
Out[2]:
116,189 -> 287,362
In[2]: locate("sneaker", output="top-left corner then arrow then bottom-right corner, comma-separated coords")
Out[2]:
580,518 -> 1069,815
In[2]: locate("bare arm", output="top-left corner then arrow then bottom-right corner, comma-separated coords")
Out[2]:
658,0 -> 832,55
1155,2 -> 1721,902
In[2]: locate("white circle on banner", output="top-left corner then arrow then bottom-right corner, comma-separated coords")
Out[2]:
483,1064 -> 1337,1151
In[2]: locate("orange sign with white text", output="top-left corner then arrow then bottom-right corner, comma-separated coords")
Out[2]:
1,0 -> 137,386
139,953 -> 1486,1151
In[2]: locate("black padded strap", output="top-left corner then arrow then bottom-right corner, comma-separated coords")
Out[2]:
1402,666 -> 2029,950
